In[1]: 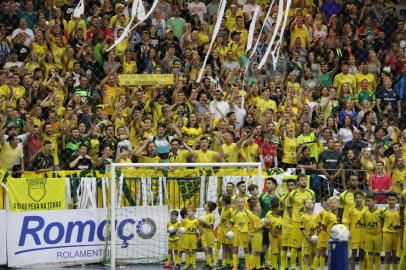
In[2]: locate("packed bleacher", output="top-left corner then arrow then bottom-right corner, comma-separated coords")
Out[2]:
0,0 -> 405,201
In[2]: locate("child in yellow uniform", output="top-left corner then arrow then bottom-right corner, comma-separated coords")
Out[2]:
181,206 -> 199,270
301,199 -> 318,270
348,190 -> 366,270
280,179 -> 296,269
200,201 -> 217,268
229,197 -> 251,270
177,208 -> 187,266
165,210 -> 180,268
248,199 -> 267,269
268,198 -> 283,269
314,196 -> 338,270
363,192 -> 384,270
218,195 -> 233,268
382,192 -> 400,270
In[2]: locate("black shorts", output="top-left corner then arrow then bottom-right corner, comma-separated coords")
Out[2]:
262,228 -> 270,246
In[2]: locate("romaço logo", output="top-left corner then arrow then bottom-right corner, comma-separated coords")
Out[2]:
16,215 -> 157,254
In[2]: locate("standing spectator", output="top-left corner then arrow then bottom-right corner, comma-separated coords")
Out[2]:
318,138 -> 344,192
29,140 -> 54,172
11,18 -> 34,47
188,0 -> 207,22
167,7 -> 186,39
368,160 -> 392,203
69,144 -> 93,170
0,134 -> 24,177
376,77 -> 402,118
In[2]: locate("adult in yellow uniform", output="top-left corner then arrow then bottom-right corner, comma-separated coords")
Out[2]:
287,174 -> 315,270
338,175 -> 360,227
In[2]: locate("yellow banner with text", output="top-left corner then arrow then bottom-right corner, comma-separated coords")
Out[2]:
118,74 -> 174,86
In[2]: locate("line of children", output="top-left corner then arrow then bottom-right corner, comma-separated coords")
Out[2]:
166,182 -> 406,270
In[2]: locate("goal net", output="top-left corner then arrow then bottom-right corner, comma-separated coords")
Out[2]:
103,162 -> 262,267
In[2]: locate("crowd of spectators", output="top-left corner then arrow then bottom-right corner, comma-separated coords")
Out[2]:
0,0 -> 406,198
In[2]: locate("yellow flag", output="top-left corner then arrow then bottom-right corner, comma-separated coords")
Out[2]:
7,178 -> 66,212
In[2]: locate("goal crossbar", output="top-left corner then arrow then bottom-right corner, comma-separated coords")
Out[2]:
109,162 -> 262,268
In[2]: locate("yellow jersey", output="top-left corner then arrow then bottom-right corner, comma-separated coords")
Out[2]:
320,210 -> 337,234
354,72 -> 376,92
240,143 -> 259,162
219,206 -> 233,228
222,143 -> 240,163
287,188 -> 315,223
382,208 -> 400,233
280,193 -> 292,223
363,207 -> 384,234
339,190 -> 356,225
282,136 -> 297,164
167,220 -> 180,241
195,149 -> 220,163
268,213 -> 283,235
250,211 -> 263,236
181,217 -> 199,234
168,149 -> 190,163
348,206 -> 365,242
255,96 -> 277,113
200,212 -> 215,235
333,72 -> 356,94
301,213 -> 318,237
231,209 -> 251,233
400,189 -> 406,222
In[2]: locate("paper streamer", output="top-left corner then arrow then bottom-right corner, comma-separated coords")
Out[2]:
257,0 -> 285,70
106,0 -> 140,52
270,0 -> 292,68
196,0 -> 227,83
129,0 -> 160,31
246,6 -> 261,52
73,0 -> 84,18
248,0 -> 275,60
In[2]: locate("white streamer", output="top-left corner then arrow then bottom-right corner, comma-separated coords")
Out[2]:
196,0 -> 227,83
246,6 -> 261,52
73,0 -> 84,18
106,0 -> 140,52
129,0 -> 160,31
270,0 -> 292,68
257,0 -> 285,70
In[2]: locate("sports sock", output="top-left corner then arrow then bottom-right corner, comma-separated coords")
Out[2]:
244,254 -> 250,269
166,254 -> 172,264
233,254 -> 239,268
192,253 -> 197,269
281,250 -> 287,269
290,248 -> 297,270
206,253 -> 212,266
271,254 -> 278,269
359,257 -> 365,270
375,256 -> 381,270
312,256 -> 319,270
319,256 -> 325,270
367,255 -> 374,270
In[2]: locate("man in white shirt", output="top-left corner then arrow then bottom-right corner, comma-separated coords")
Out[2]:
188,0 -> 207,22
209,90 -> 230,120
11,18 -> 34,47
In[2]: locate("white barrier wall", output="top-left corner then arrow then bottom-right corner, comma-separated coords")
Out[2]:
0,210 -> 6,265
7,206 -> 168,267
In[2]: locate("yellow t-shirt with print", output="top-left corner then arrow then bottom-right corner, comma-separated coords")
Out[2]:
231,209 -> 251,233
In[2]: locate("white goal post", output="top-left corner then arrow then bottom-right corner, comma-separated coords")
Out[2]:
108,162 -> 262,268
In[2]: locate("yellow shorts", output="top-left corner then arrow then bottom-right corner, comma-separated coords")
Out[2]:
303,237 -> 316,255
168,239 -> 179,251
233,231 -> 249,248
281,224 -> 292,247
218,226 -> 233,245
383,232 -> 398,252
251,232 -> 263,253
290,222 -> 304,248
349,241 -> 364,251
317,233 -> 329,249
364,233 -> 382,253
269,234 -> 282,254
201,232 -> 215,248
182,234 -> 197,251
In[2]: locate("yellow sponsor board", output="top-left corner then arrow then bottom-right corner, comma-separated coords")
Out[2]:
118,74 -> 174,86
7,178 -> 66,212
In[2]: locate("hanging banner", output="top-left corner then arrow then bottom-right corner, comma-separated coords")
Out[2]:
118,74 -> 174,86
0,210 -> 6,265
7,206 -> 168,267
6,178 -> 66,212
